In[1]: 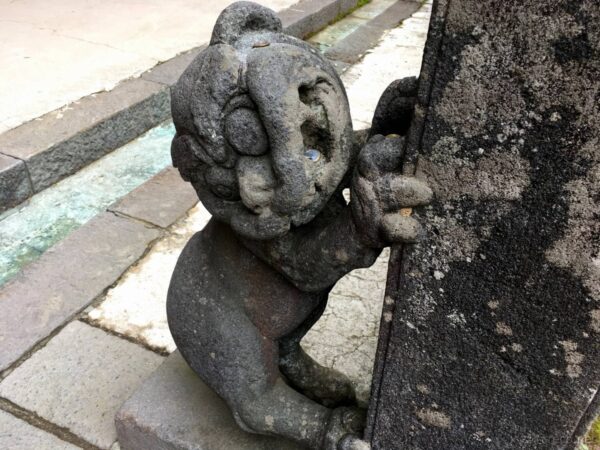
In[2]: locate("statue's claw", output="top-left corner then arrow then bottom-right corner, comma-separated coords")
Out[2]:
337,434 -> 372,450
322,407 -> 367,450
351,134 -> 433,247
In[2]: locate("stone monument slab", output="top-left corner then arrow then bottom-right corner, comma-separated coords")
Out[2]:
367,0 -> 600,449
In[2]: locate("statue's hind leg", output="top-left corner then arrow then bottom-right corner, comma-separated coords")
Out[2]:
167,224 -> 367,449
279,298 -> 358,408
170,288 -> 362,449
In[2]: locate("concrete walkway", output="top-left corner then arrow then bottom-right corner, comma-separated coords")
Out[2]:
0,0 -> 298,134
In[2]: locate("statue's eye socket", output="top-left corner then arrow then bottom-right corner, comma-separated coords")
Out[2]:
304,148 -> 321,162
299,78 -> 333,106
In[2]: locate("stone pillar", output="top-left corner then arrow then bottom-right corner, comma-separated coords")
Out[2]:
367,0 -> 600,448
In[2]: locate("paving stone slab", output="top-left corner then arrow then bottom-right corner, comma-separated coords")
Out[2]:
0,212 -> 160,372
0,78 -> 170,193
109,166 -> 198,228
116,351 -> 302,450
86,203 -> 211,353
0,410 -> 80,450
0,154 -> 32,212
0,321 -> 163,449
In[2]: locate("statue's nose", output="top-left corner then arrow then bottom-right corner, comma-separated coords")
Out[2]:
244,46 -> 329,215
256,89 -> 318,215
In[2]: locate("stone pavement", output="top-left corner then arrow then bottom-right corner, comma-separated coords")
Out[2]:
0,2 -> 432,448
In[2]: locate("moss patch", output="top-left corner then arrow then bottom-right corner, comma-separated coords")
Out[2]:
583,416 -> 600,450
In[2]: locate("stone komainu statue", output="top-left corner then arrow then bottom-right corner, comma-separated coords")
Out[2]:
167,2 -> 431,449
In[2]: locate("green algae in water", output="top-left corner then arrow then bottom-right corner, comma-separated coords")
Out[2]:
0,121 -> 175,286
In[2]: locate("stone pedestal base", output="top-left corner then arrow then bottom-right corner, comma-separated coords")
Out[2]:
116,351 -> 302,450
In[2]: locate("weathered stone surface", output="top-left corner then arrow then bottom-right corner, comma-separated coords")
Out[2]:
0,78 -> 169,192
368,0 -> 600,448
0,212 -> 160,372
0,321 -> 163,449
0,154 -> 32,212
116,351 -> 302,450
0,410 -> 80,450
141,48 -> 204,86
109,166 -> 198,228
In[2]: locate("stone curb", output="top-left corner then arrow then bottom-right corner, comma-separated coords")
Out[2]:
325,0 -> 421,64
0,0 -> 360,214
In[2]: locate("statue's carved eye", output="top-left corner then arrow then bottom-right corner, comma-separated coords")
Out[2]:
225,107 -> 268,156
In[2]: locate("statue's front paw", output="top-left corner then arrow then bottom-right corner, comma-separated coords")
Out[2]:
323,407 -> 367,450
351,134 -> 432,247
337,434 -> 371,450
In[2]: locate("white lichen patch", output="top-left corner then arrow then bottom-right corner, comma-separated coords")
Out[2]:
591,309 -> 600,333
265,415 -> 275,429
495,322 -> 513,336
416,408 -> 452,429
559,340 -> 584,379
545,166 -> 600,302
416,384 -> 431,394
511,343 -> 523,353
418,149 -> 531,203
447,311 -> 467,327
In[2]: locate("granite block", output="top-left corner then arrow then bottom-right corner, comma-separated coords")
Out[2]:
0,410 -> 80,450
0,78 -> 170,192
282,0 -> 359,39
368,0 -> 600,448
0,321 -> 163,449
325,1 -> 420,64
141,48 -> 204,87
